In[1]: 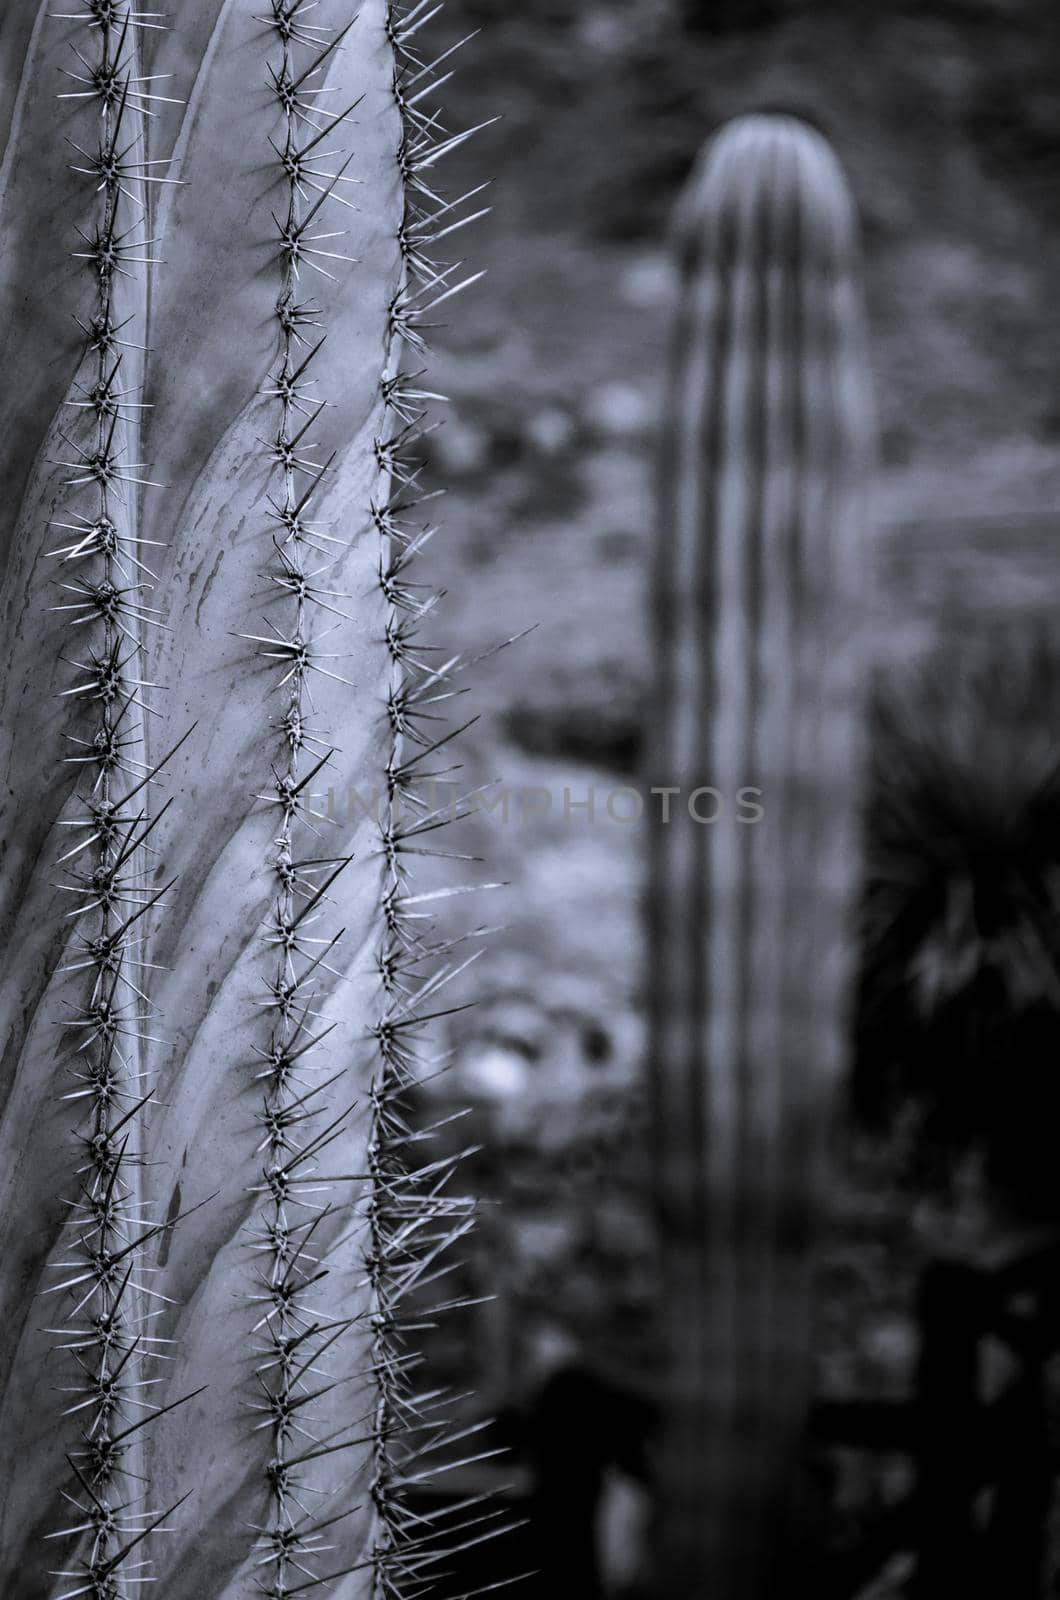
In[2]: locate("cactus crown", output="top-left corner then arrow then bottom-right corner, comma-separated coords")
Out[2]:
675,113 -> 861,272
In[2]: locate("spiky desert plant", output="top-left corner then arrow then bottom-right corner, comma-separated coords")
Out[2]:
648,113 -> 875,1595
0,3 -> 488,1596
855,629 -> 1060,1216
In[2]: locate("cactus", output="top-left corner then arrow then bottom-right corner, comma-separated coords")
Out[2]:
0,2 -> 486,1595
648,114 -> 875,1594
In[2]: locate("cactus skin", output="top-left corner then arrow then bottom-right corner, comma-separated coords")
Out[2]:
649,115 -> 874,1595
0,3 -> 483,1596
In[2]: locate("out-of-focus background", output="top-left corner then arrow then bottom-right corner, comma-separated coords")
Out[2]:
386,2 -> 1060,1595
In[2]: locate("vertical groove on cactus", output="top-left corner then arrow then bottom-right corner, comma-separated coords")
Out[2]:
650,114 -> 874,1596
43,10 -> 194,1597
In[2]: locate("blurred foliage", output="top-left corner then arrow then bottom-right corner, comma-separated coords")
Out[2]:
854,630 -> 1060,1216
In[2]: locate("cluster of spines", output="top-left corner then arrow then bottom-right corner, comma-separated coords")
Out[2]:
365,8 -> 511,1600
247,7 -> 369,1595
250,6 -> 498,1591
45,4 -> 191,1597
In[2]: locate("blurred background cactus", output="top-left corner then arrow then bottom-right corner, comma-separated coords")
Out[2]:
407,2 -> 1060,1585
648,113 -> 874,1596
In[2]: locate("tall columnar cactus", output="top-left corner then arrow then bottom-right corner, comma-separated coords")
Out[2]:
649,114 -> 875,1595
0,3 -> 485,1596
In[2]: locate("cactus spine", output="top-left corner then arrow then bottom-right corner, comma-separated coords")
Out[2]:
0,3 -> 485,1596
649,114 -> 874,1595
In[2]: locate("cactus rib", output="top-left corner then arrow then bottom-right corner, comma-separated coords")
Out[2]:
364,6 -> 495,1597
244,8 -> 379,1595
45,8 -> 190,1598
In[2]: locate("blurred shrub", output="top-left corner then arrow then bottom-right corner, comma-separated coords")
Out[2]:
853,628 -> 1060,1215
